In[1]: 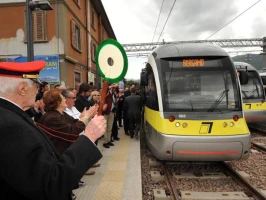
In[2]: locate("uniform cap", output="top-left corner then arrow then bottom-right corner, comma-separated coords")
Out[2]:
0,60 -> 45,84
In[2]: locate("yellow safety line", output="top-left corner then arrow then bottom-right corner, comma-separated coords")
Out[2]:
93,133 -> 131,200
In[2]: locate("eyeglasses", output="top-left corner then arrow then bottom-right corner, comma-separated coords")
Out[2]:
93,95 -> 100,96
66,97 -> 76,100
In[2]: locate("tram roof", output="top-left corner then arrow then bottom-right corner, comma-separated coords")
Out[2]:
151,43 -> 228,59
234,62 -> 257,71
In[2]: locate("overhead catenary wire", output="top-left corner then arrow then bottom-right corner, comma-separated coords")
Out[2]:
156,0 -> 176,43
205,0 -> 261,40
151,0 -> 165,43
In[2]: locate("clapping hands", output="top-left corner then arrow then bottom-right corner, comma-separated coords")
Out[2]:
84,115 -> 106,142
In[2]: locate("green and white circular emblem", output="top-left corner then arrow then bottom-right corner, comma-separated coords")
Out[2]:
96,39 -> 128,83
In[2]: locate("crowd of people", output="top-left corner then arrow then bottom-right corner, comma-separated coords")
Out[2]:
0,61 -> 143,200
0,61 -> 106,200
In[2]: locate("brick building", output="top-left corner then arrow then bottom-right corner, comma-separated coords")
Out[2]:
0,0 -> 116,88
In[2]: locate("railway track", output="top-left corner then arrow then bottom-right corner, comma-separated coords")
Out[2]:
147,160 -> 266,200
221,162 -> 266,200
248,123 -> 266,153
141,127 -> 266,200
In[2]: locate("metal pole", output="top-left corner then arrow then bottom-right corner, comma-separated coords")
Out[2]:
263,37 -> 266,68
26,0 -> 34,61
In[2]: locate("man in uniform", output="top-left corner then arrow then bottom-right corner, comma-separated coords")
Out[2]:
0,61 -> 106,200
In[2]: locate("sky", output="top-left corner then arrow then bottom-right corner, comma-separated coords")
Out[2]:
101,0 -> 266,80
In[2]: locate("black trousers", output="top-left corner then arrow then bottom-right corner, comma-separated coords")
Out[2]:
117,107 -> 123,126
129,118 -> 141,137
123,112 -> 129,135
111,113 -> 118,139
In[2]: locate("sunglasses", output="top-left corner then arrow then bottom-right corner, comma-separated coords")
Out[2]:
66,97 -> 76,100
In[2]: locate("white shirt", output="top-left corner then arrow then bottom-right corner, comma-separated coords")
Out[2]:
64,106 -> 80,119
0,97 -> 22,110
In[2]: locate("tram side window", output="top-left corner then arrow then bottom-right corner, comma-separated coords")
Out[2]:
261,76 -> 266,85
145,70 -> 159,111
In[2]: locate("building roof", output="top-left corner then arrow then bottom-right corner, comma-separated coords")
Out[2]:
90,0 -> 116,40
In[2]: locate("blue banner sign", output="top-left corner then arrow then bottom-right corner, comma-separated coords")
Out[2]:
7,55 -> 60,83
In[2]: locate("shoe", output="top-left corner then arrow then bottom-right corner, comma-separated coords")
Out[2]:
92,163 -> 101,168
114,137 -> 120,141
111,139 -> 114,142
130,135 -> 134,138
119,125 -> 123,127
85,170 -> 95,175
108,142 -> 114,146
103,143 -> 110,148
78,181 -> 86,188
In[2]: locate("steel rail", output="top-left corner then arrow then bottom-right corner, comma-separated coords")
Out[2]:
162,163 -> 181,200
221,161 -> 266,200
252,142 -> 266,153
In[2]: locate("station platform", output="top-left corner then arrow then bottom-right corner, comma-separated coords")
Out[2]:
73,129 -> 142,200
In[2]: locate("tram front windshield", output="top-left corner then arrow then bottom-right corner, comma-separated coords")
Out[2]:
161,58 -> 240,112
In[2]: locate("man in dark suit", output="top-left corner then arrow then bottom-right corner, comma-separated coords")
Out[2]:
75,83 -> 92,112
123,87 -> 142,139
123,84 -> 135,135
0,61 -> 106,200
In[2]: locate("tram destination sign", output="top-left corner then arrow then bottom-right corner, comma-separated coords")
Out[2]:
166,58 -> 223,68
183,59 -> 204,67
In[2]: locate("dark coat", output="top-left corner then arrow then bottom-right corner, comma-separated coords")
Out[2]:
75,94 -> 91,112
0,98 -> 102,200
123,94 -> 142,119
124,90 -> 131,98
38,110 -> 85,155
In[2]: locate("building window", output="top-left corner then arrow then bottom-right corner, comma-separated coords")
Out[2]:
91,42 -> 97,62
74,70 -> 82,88
71,20 -> 83,52
91,10 -> 95,29
24,10 -> 47,42
73,0 -> 80,7
101,27 -> 104,41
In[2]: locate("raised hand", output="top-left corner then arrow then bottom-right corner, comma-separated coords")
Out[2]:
79,108 -> 86,119
85,105 -> 98,119
84,115 -> 106,142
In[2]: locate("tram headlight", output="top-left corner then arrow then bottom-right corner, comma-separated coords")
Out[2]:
182,123 -> 187,128
229,122 -> 234,127
175,122 -> 180,127
222,122 -> 227,127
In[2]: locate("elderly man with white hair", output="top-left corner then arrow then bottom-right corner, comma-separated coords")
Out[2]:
0,61 -> 106,200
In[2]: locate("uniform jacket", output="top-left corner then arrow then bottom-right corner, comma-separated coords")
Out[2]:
0,98 -> 102,200
38,110 -> 85,155
123,94 -> 142,119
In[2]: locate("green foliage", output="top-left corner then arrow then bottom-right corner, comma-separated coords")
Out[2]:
232,54 -> 264,70
124,79 -> 140,89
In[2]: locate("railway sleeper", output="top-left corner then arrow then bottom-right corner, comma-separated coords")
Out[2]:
150,171 -> 165,182
180,191 -> 250,200
153,189 -> 171,200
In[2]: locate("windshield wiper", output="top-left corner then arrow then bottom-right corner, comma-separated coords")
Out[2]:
252,80 -> 259,98
189,100 -> 194,111
207,89 -> 229,112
